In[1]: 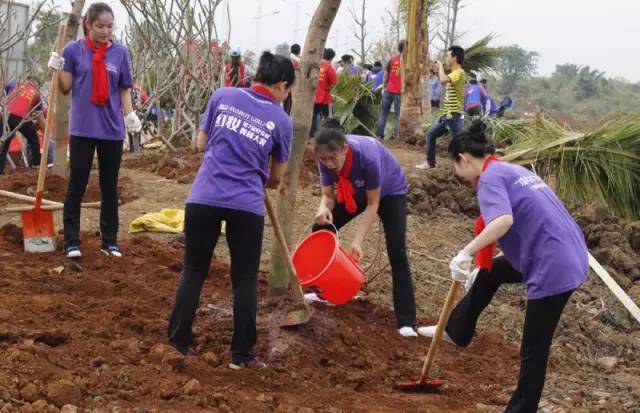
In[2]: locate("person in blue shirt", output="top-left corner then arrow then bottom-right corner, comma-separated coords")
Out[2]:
429,62 -> 442,108
371,61 -> 384,91
480,79 -> 498,118
464,72 -> 487,117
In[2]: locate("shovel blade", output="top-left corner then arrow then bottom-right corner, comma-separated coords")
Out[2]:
21,208 -> 56,253
393,378 -> 445,393
280,306 -> 313,327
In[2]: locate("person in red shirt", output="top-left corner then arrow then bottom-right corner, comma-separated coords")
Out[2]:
0,79 -> 46,174
376,40 -> 405,140
224,48 -> 247,87
309,48 -> 337,138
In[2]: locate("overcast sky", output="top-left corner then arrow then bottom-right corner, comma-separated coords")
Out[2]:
58,0 -> 639,82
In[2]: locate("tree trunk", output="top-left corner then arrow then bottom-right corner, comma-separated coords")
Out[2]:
52,0 -> 85,177
398,0 -> 426,144
450,0 -> 460,48
359,0 -> 366,65
267,0 -> 342,298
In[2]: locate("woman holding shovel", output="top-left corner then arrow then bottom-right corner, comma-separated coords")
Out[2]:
168,52 -> 295,369
313,119 -> 418,338
47,2 -> 142,258
418,121 -> 588,412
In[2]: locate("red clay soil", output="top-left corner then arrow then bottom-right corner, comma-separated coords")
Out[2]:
123,145 -> 319,189
0,169 -> 138,207
0,224 -> 519,412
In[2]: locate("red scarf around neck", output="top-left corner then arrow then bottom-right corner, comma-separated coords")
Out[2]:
251,84 -> 275,100
85,37 -> 109,106
474,155 -> 500,270
336,145 -> 357,214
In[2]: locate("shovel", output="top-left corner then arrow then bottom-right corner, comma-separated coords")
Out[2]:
264,191 -> 313,327
395,279 -> 463,393
22,23 -> 66,253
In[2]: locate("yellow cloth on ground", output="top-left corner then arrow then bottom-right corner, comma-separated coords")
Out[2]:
129,209 -> 185,234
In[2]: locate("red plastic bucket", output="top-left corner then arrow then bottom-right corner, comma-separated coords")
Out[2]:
291,230 -> 365,305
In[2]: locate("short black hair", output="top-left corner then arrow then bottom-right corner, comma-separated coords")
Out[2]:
373,61 -> 382,68
398,40 -> 406,53
469,72 -> 477,80
323,48 -> 336,60
448,45 -> 465,65
290,43 -> 301,55
254,51 -> 296,87
315,118 -> 347,151
480,78 -> 487,85
341,54 -> 354,63
363,63 -> 373,71
448,120 -> 495,161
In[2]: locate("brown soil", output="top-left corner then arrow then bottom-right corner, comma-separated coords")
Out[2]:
0,226 -> 518,412
0,169 -> 138,207
123,145 -> 319,189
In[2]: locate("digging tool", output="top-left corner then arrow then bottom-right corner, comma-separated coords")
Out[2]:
589,253 -> 640,324
395,279 -> 463,393
21,23 -> 66,253
264,190 -> 313,327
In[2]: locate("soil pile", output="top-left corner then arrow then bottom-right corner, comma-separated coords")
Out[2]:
0,170 -> 138,206
0,224 -> 520,412
406,170 -> 478,217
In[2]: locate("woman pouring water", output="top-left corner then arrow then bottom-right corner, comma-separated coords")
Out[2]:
418,121 -> 588,412
312,118 -> 418,338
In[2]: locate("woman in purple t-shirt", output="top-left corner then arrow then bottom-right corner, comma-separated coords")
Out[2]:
313,119 -> 418,338
168,52 -> 295,370
418,121 -> 588,412
48,3 -> 142,258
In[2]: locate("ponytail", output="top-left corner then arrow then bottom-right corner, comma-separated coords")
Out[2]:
448,120 -> 495,160
254,51 -> 296,87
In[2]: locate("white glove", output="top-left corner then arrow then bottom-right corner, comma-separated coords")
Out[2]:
450,249 -> 473,282
48,52 -> 65,71
464,268 -> 479,294
125,112 -> 142,133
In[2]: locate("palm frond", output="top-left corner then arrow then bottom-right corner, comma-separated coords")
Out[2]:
464,34 -> 502,74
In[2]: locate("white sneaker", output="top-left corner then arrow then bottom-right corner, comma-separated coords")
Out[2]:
65,246 -> 82,259
415,161 -> 435,170
398,326 -> 418,337
417,325 -> 455,344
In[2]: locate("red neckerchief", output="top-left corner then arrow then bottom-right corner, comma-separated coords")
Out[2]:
84,37 -> 110,106
336,145 -> 357,214
251,84 -> 276,101
475,155 -> 500,270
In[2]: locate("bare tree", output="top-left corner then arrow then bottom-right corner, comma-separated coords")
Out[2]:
268,0 -> 342,298
349,0 -> 371,65
121,0 -> 227,147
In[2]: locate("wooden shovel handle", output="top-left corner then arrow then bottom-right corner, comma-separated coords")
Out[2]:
36,24 -> 67,196
419,280 -> 463,381
264,191 -> 308,306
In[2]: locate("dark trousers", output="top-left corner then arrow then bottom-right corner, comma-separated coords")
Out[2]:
446,257 -> 574,413
0,114 -> 41,174
63,136 -> 123,248
376,91 -> 401,139
312,195 -> 416,328
283,93 -> 293,115
168,203 -> 264,363
430,100 -> 441,108
425,113 -> 464,165
309,103 -> 330,137
466,105 -> 482,117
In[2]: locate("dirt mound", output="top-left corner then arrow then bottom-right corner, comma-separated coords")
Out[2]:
0,224 -> 521,412
0,170 -> 138,206
124,145 -> 319,189
407,169 -> 478,218
575,204 -> 640,286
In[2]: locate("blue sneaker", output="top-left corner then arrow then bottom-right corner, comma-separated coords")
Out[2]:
65,245 -> 82,259
100,245 -> 122,258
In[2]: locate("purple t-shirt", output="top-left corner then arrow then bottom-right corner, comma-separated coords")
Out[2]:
187,87 -> 293,216
62,40 -> 133,140
478,162 -> 588,299
464,83 -> 486,110
318,135 -> 408,203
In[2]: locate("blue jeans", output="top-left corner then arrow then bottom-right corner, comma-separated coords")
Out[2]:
426,113 -> 464,165
376,91 -> 401,139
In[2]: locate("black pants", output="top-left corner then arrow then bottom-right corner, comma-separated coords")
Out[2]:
430,100 -> 440,108
312,195 -> 416,328
168,203 -> 264,363
309,103 -> 330,137
283,93 -> 293,115
63,136 -> 123,249
0,114 -> 41,174
466,106 -> 482,117
446,257 -> 574,413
